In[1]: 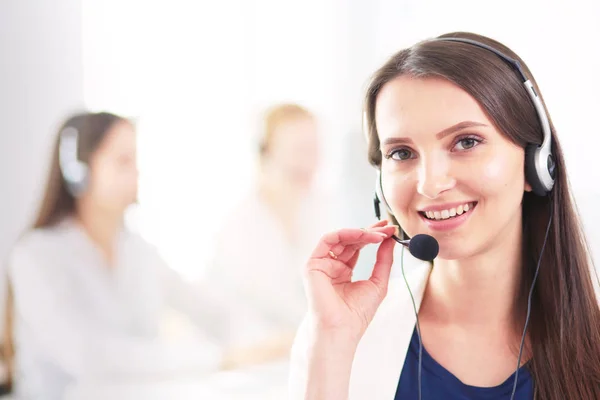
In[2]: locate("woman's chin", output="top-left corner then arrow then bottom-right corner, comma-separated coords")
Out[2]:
429,236 -> 475,262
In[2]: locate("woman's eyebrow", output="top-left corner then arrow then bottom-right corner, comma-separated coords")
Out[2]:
381,121 -> 489,147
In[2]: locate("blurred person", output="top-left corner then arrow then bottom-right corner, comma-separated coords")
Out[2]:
207,103 -> 337,369
2,111 -> 227,400
289,32 -> 600,400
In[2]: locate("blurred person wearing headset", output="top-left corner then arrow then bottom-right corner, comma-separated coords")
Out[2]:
207,103 -> 338,369
2,112 -> 228,400
289,32 -> 600,400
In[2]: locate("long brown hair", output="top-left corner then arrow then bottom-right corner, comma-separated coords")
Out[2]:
1,111 -> 129,390
364,32 -> 600,399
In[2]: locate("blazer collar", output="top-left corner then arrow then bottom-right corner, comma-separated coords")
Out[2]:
349,255 -> 432,399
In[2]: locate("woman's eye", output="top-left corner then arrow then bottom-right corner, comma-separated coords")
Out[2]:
390,148 -> 414,161
454,138 -> 480,151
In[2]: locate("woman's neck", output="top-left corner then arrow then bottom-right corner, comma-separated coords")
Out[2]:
421,218 -> 524,333
258,169 -> 309,242
75,198 -> 124,267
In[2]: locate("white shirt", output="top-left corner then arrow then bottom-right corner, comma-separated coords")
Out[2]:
206,188 -> 339,349
8,217 -> 226,400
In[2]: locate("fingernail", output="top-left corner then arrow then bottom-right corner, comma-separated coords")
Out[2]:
382,224 -> 399,237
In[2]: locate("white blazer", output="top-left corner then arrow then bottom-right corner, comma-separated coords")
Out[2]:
288,254 -> 433,400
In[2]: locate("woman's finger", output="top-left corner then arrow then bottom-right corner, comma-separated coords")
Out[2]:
369,237 -> 396,294
334,243 -> 362,264
310,228 -> 392,260
305,257 -> 349,280
326,225 -> 397,257
369,220 -> 389,229
346,248 -> 361,270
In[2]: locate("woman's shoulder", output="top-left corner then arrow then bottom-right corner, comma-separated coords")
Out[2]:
11,223 -> 69,257
6,226 -> 71,289
8,217 -> 90,270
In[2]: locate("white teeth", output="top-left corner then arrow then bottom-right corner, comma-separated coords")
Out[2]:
422,202 -> 474,220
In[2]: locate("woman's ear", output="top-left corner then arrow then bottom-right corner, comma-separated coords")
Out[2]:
524,181 -> 533,192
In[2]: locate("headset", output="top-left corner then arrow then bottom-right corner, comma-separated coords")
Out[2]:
373,37 -> 556,223
370,37 -> 556,400
58,124 -> 89,197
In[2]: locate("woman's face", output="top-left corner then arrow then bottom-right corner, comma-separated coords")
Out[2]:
85,121 -> 139,212
375,76 -> 531,260
265,116 -> 320,187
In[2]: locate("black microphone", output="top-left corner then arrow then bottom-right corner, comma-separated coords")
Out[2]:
394,234 -> 439,261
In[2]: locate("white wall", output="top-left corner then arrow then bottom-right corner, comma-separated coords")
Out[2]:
82,0 -> 353,280
0,0 -> 85,319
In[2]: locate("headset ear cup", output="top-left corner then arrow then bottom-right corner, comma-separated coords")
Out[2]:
63,161 -> 89,197
525,144 -> 548,197
74,167 -> 90,196
65,172 -> 88,197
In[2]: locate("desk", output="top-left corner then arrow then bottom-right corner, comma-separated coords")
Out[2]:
64,360 -> 289,400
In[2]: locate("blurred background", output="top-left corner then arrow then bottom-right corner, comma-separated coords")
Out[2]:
0,0 -> 599,399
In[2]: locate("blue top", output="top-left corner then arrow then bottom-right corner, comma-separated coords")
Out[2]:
395,328 -> 534,399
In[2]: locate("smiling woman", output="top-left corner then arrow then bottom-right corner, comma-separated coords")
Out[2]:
289,31 -> 600,400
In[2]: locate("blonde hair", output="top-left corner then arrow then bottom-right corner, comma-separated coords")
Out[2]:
258,103 -> 314,161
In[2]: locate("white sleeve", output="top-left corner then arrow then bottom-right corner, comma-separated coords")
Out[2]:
157,258 -> 230,345
214,239 -> 307,330
9,244 -> 220,379
288,314 -> 310,400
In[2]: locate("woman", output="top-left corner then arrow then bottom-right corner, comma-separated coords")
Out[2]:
289,32 -> 600,399
4,112 -> 227,400
207,103 -> 337,368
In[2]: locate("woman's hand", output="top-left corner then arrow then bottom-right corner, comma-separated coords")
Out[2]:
304,220 -> 397,342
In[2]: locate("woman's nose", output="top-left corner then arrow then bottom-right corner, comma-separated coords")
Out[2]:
416,156 -> 456,199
